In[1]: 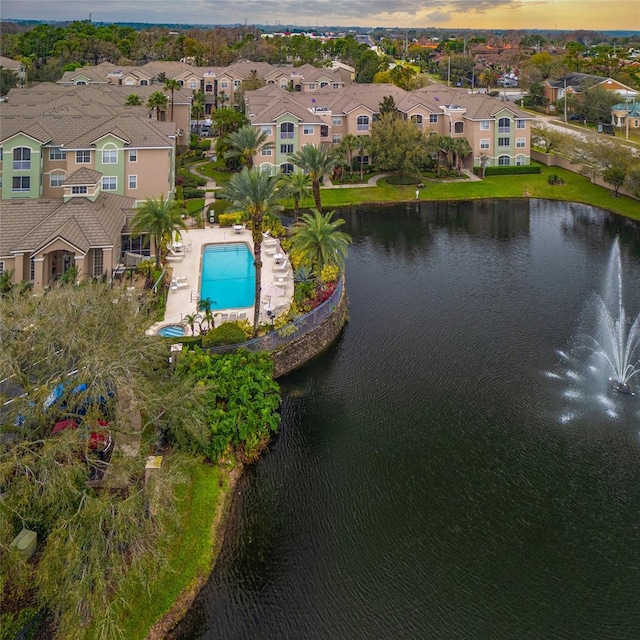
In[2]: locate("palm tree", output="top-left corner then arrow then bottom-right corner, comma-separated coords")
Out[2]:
288,144 -> 337,211
223,125 -> 269,169
356,136 -> 368,182
479,64 -> 501,92
451,137 -> 472,174
130,195 -> 186,269
277,171 -> 311,224
339,134 -> 359,177
220,168 -> 283,336
125,93 -> 142,106
217,91 -> 229,108
191,91 -> 205,135
290,209 -> 352,288
146,91 -> 168,121
164,78 -> 181,121
182,312 -> 202,335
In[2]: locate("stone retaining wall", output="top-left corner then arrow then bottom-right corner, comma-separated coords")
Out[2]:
272,283 -> 349,378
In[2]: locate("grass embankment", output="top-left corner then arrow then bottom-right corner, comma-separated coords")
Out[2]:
312,166 -> 640,220
116,457 -> 235,640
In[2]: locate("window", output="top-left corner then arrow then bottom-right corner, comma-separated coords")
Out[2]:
332,83 -> 340,89
72,186 -> 88,194
140,80 -> 148,86
410,114 -> 423,126
50,173 -> 65,187
429,114 -> 438,123
49,147 -> 67,160
13,147 -> 31,170
12,176 -> 30,192
320,82 -> 328,88
498,137 -> 510,148
0,261 -> 4,276
30,258 -> 35,281
280,81 -> 288,88
516,154 -> 526,166
189,80 -> 197,89
280,122 -> 294,139
332,134 -> 342,143
261,126 -> 273,136
498,117 -> 511,133
480,139 -> 490,149
0,148 -> 2,161
121,234 -> 150,258
303,125 -> 314,135
128,149 -> 137,162
128,175 -> 137,189
308,83 -> 316,90
205,83 -> 213,93
178,80 -> 184,86
480,120 -> 490,130
454,121 -> 464,134
220,80 -> 228,89
233,80 -> 241,88
261,147 -> 272,156
332,116 -> 342,126
357,115 -> 370,131
280,163 -> 294,174
280,144 -> 294,154
93,248 -> 104,277
498,155 -> 510,166
102,176 -> 117,191
102,149 -> 117,164
76,150 -> 91,164
516,119 -> 526,129
516,137 -> 526,148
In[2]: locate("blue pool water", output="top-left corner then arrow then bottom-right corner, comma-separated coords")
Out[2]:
200,243 -> 255,310
157,324 -> 185,338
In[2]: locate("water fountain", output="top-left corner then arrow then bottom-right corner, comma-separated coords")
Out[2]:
553,238 -> 640,420
585,238 -> 640,395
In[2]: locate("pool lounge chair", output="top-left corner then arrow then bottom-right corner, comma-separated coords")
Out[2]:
273,259 -> 289,273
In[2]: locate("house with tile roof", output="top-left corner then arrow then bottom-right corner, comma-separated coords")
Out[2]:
244,83 -> 534,173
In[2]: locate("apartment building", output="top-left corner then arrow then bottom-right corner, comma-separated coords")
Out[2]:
57,60 -> 353,117
244,83 -> 534,173
0,89 -> 178,291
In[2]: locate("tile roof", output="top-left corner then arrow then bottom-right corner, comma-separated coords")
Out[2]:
0,112 -> 175,148
63,168 -> 103,186
1,193 -> 135,256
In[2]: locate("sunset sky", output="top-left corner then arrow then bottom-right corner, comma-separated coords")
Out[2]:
3,0 -> 639,31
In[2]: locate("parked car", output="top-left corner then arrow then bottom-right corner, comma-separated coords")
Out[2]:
51,418 -> 113,458
569,114 -> 585,121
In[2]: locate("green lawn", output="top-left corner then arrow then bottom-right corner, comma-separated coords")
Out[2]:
196,162 -> 234,185
114,457 -> 231,640
183,198 -> 205,215
309,166 -> 640,220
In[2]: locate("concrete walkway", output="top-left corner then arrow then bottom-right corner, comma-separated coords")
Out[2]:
147,226 -> 293,336
323,170 -> 481,188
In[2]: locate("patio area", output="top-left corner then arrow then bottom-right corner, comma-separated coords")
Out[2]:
147,225 -> 293,336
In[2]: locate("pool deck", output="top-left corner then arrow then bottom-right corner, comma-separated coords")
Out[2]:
147,225 -> 293,336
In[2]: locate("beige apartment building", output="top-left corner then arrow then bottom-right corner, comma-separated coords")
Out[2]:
244,83 -> 534,173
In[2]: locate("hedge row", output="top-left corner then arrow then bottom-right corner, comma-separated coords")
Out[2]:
473,165 -> 541,176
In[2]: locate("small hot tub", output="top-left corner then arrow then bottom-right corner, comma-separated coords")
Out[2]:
157,324 -> 186,338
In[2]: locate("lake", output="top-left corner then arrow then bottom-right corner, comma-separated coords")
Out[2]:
176,199 -> 640,640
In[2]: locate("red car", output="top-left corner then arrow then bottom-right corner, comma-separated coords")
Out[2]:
51,419 -> 113,456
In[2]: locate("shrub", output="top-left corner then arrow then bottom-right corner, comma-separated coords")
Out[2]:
183,187 -> 205,199
182,174 -> 206,188
293,281 -> 314,305
321,264 -> 340,283
218,212 -> 237,227
201,322 -> 246,347
474,165 -> 541,176
547,174 -> 565,185
309,281 -> 337,308
135,258 -> 156,275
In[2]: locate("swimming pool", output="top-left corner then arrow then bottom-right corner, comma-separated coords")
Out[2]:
157,324 -> 185,338
200,243 -> 255,311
